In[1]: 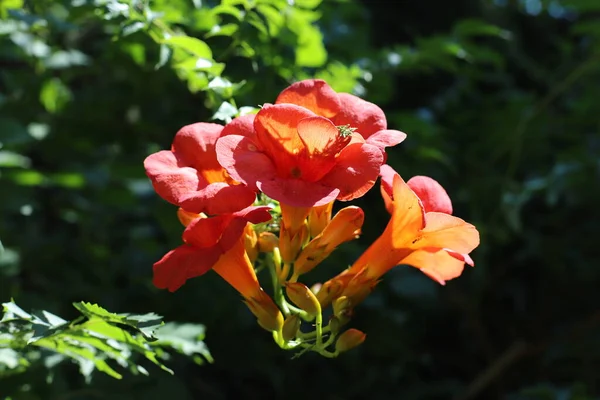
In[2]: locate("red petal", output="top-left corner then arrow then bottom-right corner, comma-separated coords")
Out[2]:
258,178 -> 339,207
366,129 -> 407,151
407,176 -> 453,214
221,114 -> 257,141
332,93 -> 387,139
215,134 -> 277,190
144,150 -> 205,205
320,143 -> 383,201
152,245 -> 221,292
183,215 -> 233,248
275,79 -> 341,118
178,182 -> 257,215
379,164 -> 397,199
171,123 -> 223,171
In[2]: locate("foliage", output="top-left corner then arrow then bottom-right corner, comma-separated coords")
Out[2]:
0,300 -> 211,396
1,0 -> 599,399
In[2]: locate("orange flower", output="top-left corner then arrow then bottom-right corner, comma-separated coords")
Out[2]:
325,168 -> 479,305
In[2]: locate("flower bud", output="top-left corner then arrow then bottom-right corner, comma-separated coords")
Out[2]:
293,207 -> 364,276
281,315 -> 301,341
279,222 -> 308,264
328,316 -> 342,335
335,329 -> 366,353
257,231 -> 278,253
285,282 -> 321,317
245,291 -> 284,332
315,279 -> 345,307
332,296 -> 352,323
307,201 -> 334,238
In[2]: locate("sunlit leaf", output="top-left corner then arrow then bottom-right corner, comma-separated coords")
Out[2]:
40,78 -> 72,114
163,36 -> 213,59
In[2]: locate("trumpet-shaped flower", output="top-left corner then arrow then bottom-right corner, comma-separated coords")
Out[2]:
144,122 -> 257,215
216,103 -> 384,207
275,79 -> 407,155
323,167 -> 479,306
152,206 -> 272,292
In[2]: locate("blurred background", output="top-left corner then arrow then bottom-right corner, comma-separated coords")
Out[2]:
1,0 -> 599,399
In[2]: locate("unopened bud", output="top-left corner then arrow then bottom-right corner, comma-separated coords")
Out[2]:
285,282 -> 321,317
332,296 -> 352,323
245,291 -> 284,332
328,316 -> 342,335
281,315 -> 301,341
257,231 -> 278,253
307,201 -> 334,238
279,223 -> 308,264
335,328 -> 366,353
315,279 -> 345,307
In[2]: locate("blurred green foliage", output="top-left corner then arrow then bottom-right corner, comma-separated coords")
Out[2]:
1,0 -> 599,399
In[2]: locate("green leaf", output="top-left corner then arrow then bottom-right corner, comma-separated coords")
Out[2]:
212,101 -> 238,122
453,19 -> 512,40
39,78 -> 72,114
163,36 -> 213,59
295,25 -> 327,67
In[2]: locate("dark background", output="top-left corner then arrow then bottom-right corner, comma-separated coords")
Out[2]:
1,0 -> 599,399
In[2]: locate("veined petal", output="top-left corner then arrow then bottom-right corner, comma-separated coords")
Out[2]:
216,134 -> 278,190
332,93 -> 387,139
407,176 -> 453,214
152,245 -> 221,292
275,79 -> 341,118
258,177 -> 339,207
171,122 -> 223,172
254,104 -> 315,172
183,214 -> 232,248
416,212 -> 479,255
399,249 -> 468,285
321,143 -> 383,201
296,116 -> 349,181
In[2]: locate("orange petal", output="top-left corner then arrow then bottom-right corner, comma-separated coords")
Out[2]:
389,174 -> 426,248
415,212 -> 479,255
407,175 -> 453,214
399,249 -> 469,285
275,79 -> 341,118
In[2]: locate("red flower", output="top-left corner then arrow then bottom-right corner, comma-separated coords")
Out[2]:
152,206 -> 272,292
144,122 -> 257,215
275,79 -> 407,155
216,104 -> 384,207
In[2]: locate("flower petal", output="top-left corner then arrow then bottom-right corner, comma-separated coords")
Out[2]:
399,249 -> 467,285
275,79 -> 341,118
379,163 -> 397,199
388,174 -> 426,247
212,237 -> 261,299
407,176 -> 453,214
332,93 -> 387,139
254,103 -> 315,161
144,150 -> 205,205
171,122 -> 223,172
416,212 -> 479,255
320,143 -> 383,201
366,129 -> 407,152
178,182 -> 257,215
152,245 -> 221,292
216,134 -> 278,190
296,116 -> 349,181
221,114 -> 257,141
183,214 -> 232,248
258,178 -> 339,207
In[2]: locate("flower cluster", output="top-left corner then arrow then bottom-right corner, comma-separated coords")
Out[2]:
144,79 -> 480,357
